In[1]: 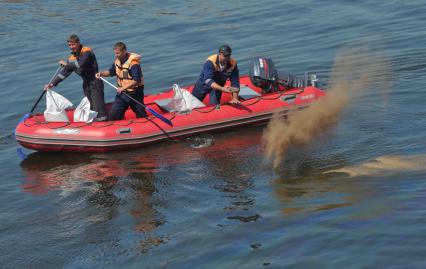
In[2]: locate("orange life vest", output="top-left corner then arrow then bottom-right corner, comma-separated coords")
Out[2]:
206,54 -> 237,73
68,46 -> 93,66
114,52 -> 144,91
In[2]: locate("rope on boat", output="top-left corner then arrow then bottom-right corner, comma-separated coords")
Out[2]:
22,88 -> 303,128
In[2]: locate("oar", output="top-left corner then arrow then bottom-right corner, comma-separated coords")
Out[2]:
99,77 -> 173,127
19,65 -> 63,123
15,66 -> 63,160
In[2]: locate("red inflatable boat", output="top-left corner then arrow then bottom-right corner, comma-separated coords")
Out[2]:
15,58 -> 326,153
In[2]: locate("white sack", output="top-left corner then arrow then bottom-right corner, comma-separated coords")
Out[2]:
73,96 -> 98,123
167,84 -> 205,112
44,90 -> 73,122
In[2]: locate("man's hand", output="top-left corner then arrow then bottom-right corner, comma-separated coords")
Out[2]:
96,71 -> 110,78
116,87 -> 125,94
222,86 -> 239,93
228,87 -> 240,93
229,98 -> 241,105
228,87 -> 240,104
44,83 -> 54,91
58,60 -> 67,67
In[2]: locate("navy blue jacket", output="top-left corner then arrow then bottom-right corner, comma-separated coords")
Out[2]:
192,54 -> 240,104
52,45 -> 99,86
194,54 -> 239,91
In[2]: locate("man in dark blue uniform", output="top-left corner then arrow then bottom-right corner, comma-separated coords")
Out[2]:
46,34 -> 106,121
192,45 -> 240,105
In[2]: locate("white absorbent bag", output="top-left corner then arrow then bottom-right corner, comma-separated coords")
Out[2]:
44,90 -> 73,122
73,96 -> 98,123
167,84 -> 205,112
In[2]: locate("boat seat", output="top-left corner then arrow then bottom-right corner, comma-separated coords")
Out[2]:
238,85 -> 261,100
154,98 -> 174,112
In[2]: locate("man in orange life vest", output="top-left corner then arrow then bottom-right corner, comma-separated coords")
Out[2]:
192,45 -> 240,105
45,34 -> 107,121
96,42 -> 146,121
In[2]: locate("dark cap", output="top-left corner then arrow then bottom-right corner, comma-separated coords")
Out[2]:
218,44 -> 232,56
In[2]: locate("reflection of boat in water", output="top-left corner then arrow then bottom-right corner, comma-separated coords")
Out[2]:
15,57 -> 325,153
19,129 -> 268,252
19,126 -> 265,194
20,151 -> 167,252
20,153 -> 125,194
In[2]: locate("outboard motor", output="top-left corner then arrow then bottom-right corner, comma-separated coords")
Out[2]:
250,57 -> 319,91
249,57 -> 278,92
277,71 -> 305,88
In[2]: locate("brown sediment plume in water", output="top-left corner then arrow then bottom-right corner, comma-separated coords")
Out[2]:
263,47 -> 392,168
325,155 -> 426,177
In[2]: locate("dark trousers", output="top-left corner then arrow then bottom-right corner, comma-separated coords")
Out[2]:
109,87 -> 146,121
192,84 -> 222,105
83,79 -> 106,117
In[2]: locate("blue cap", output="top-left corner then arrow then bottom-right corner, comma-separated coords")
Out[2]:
218,45 -> 232,56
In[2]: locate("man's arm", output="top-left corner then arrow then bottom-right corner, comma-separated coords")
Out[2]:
46,65 -> 73,89
229,64 -> 240,89
96,63 -> 116,78
203,61 -> 232,93
228,64 -> 240,103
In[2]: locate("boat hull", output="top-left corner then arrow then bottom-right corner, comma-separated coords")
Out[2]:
15,75 -> 325,153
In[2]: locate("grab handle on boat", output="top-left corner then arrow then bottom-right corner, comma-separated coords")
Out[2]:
281,94 -> 296,104
117,128 -> 132,134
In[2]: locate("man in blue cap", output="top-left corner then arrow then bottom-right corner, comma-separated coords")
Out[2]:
192,45 -> 240,105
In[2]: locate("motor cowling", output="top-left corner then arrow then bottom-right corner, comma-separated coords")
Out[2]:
249,57 -> 278,91
277,71 -> 305,88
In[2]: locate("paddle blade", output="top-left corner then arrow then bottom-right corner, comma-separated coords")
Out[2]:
146,107 -> 173,126
16,148 -> 27,160
19,113 -> 30,124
